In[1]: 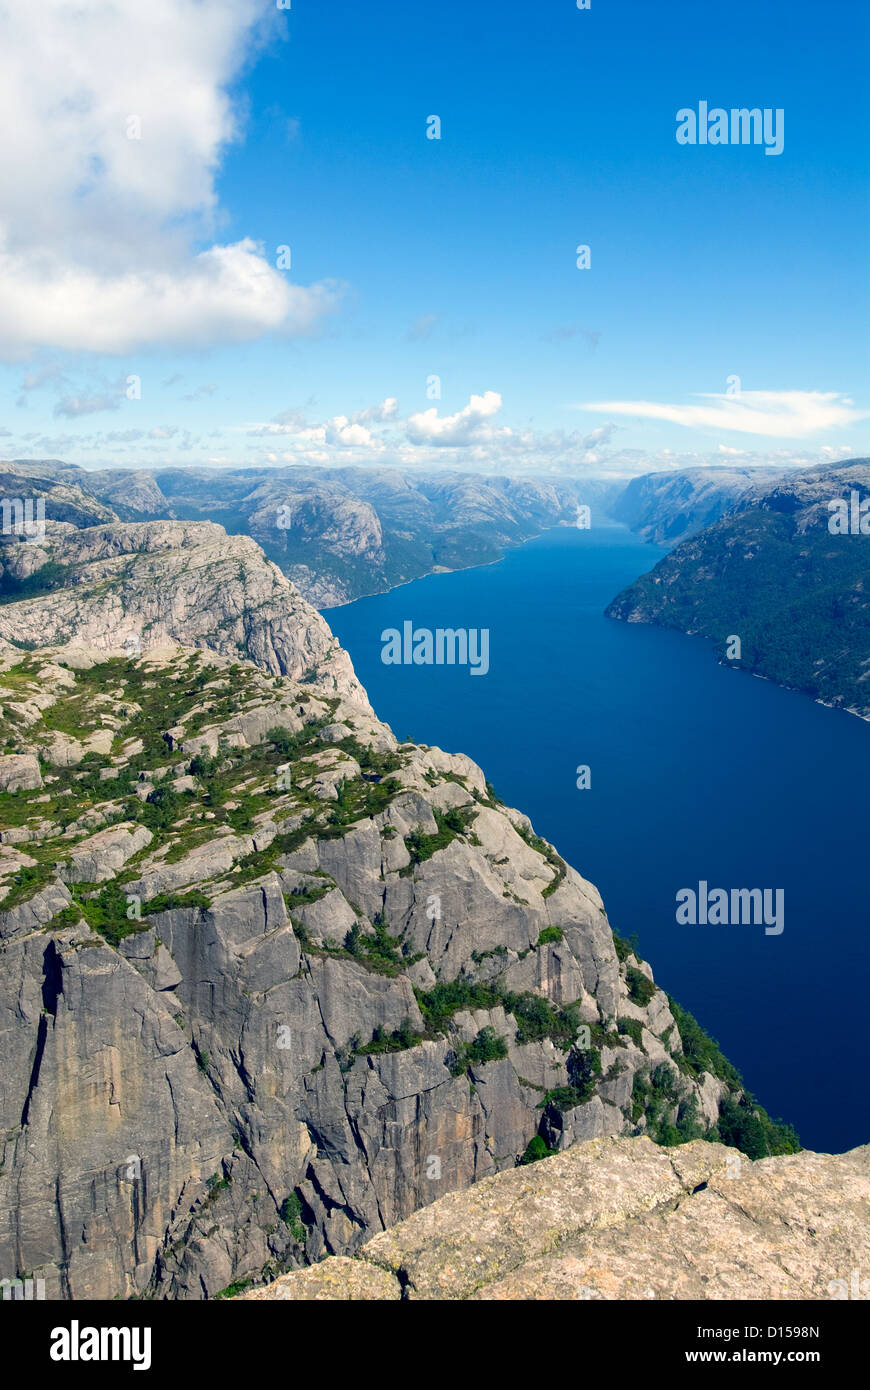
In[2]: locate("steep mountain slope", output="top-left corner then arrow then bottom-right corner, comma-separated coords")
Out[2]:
243,1134 -> 869,1301
610,465 -> 788,548
607,459 -> 870,719
0,521 -> 796,1300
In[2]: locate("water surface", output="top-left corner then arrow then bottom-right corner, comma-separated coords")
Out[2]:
326,523 -> 869,1152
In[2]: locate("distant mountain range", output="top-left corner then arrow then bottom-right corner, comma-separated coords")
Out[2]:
0,460 -> 596,607
607,458 -> 870,721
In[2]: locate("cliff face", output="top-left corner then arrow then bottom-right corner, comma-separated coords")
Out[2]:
242,1135 -> 870,1301
607,458 -> 870,719
0,520 -> 793,1300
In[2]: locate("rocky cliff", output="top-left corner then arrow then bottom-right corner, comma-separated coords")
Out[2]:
0,519 -> 796,1300
242,1135 -> 869,1300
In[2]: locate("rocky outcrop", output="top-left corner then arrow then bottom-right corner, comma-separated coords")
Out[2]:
0,520 -> 369,709
242,1135 -> 870,1300
0,754 -> 42,792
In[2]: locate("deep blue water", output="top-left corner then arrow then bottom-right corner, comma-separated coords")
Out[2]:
325,523 -> 870,1153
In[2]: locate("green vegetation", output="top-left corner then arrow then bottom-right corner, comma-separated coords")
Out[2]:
639,1004 -> 801,1156
403,805 -> 477,869
668,998 -> 740,1088
63,881 -> 150,947
617,1017 -> 643,1046
449,1025 -> 508,1076
143,890 -> 211,915
415,978 -> 504,1032
515,824 -> 567,897
278,1192 -> 307,1243
625,964 -> 656,1007
320,771 -> 401,836
518,1135 -> 558,1165
334,736 -> 403,778
540,1047 -> 602,1111
0,559 -> 77,605
342,914 -> 418,977
1,861 -> 55,908
507,992 -> 580,1051
715,1096 -> 800,1159
537,926 -> 564,946
356,1018 -> 422,1056
607,501 -> 870,717
612,931 -> 642,963
213,1279 -> 252,1300
283,884 -> 330,910
414,978 -> 582,1053
631,1064 -> 696,1143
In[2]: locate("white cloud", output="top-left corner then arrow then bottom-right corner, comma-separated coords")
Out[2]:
325,418 -> 376,449
406,391 -> 505,445
246,397 -> 398,448
356,397 -> 399,423
0,0 -> 337,357
577,390 -> 867,440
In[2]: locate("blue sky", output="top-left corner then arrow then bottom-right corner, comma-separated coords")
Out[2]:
1,0 -> 868,476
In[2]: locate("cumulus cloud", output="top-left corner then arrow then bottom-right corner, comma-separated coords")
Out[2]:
406,391 -> 505,445
356,398 -> 398,423
0,0 -> 337,357
247,397 -> 398,448
577,390 -> 867,440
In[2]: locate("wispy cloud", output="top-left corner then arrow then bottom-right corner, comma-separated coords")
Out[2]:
576,390 -> 867,440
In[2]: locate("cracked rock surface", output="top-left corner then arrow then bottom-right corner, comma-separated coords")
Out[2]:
243,1135 -> 870,1300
